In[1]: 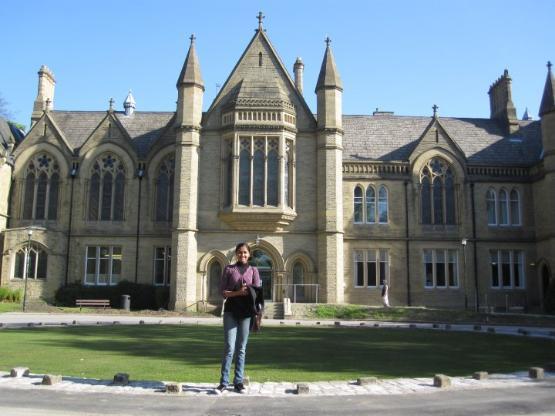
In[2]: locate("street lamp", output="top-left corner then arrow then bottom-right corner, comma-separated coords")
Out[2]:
22,228 -> 33,312
461,238 -> 468,310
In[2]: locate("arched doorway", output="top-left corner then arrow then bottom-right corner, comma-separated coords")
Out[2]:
207,260 -> 222,303
250,249 -> 273,300
293,261 -> 305,302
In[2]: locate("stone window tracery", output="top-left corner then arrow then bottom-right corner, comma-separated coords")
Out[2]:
13,244 -> 47,280
420,158 -> 455,225
155,155 -> 175,222
22,153 -> 60,221
88,154 -> 125,221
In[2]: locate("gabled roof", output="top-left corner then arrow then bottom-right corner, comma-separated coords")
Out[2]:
48,111 -> 174,158
342,115 -> 542,166
204,27 -> 315,127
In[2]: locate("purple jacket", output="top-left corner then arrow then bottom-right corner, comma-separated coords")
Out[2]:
220,263 -> 261,297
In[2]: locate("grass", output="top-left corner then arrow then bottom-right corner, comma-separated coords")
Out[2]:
0,302 -> 22,313
312,305 -> 555,326
0,325 -> 553,382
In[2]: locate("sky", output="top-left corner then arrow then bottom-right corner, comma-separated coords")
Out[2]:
2,0 -> 553,129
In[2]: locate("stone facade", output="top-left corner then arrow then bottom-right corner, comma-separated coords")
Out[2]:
0,22 -> 554,312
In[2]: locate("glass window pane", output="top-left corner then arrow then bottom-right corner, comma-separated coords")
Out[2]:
35,173 -> 48,219
28,249 -> 37,279
156,173 -> 169,221
433,177 -> 443,224
487,190 -> 496,225
48,173 -> 59,220
356,261 -> 364,286
14,251 -> 25,278
239,149 -> 250,205
378,186 -> 388,223
101,173 -> 113,220
510,190 -> 520,225
37,250 -> 47,279
267,150 -> 279,206
88,173 -> 100,220
490,250 -> 499,287
445,175 -> 455,224
98,246 -> 110,284
421,177 -> 431,224
209,261 -> 222,296
23,173 -> 35,219
425,263 -> 433,287
113,173 -> 125,221
367,259 -> 377,287
499,190 -> 508,225
354,186 -> 363,223
436,251 -> 446,287
365,187 -> 375,223
501,250 -> 511,287
253,149 -> 265,206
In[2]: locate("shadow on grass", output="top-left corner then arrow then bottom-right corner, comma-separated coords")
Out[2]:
0,325 -> 554,381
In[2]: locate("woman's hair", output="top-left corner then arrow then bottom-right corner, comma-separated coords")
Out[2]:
235,242 -> 251,254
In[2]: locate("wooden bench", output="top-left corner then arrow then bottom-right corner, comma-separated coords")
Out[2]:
75,299 -> 110,310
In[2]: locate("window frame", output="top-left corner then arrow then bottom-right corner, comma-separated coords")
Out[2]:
489,249 -> 525,289
22,153 -> 60,221
84,245 -> 122,286
422,248 -> 459,289
11,244 -> 48,280
352,184 -> 389,225
87,154 -> 126,222
419,158 -> 456,225
353,249 -> 389,288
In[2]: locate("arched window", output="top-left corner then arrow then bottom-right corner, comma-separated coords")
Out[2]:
22,153 -> 60,221
285,140 -> 294,208
510,189 -> 520,225
88,154 -> 126,221
13,244 -> 47,280
155,155 -> 175,222
486,189 -> 497,225
420,158 -> 456,225
365,186 -> 375,223
239,138 -> 250,205
293,261 -> 305,301
498,189 -> 508,225
354,186 -> 363,223
208,261 -> 222,300
378,185 -> 388,223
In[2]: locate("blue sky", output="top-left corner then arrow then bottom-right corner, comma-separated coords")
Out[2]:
2,0 -> 553,129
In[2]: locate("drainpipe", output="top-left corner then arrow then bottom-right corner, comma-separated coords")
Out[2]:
64,165 -> 77,286
404,181 -> 411,306
470,182 -> 479,311
134,166 -> 144,283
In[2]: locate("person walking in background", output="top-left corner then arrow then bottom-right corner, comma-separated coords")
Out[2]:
381,283 -> 390,308
216,242 -> 261,394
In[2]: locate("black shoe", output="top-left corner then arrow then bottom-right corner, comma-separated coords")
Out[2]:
215,384 -> 227,394
234,383 -> 246,393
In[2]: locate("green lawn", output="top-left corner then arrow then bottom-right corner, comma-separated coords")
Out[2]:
0,302 -> 21,313
0,325 -> 553,382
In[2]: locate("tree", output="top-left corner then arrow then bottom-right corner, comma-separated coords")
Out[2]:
0,93 -> 11,119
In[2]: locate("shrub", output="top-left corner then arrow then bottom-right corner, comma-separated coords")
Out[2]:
0,287 -> 23,303
54,281 -> 169,310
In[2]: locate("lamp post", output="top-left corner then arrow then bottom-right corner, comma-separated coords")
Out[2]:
461,238 -> 468,310
22,228 -> 33,312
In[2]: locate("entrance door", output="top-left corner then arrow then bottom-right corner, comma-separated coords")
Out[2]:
250,249 -> 273,300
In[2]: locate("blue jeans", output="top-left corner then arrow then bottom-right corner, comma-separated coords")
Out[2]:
220,312 -> 251,386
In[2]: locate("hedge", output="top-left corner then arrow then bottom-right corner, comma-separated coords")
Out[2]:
55,281 -> 169,310
0,287 -> 22,303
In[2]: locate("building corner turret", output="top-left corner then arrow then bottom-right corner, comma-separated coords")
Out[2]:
316,37 -> 344,304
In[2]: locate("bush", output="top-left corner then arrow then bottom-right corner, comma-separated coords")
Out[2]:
54,281 -> 169,310
0,287 -> 22,303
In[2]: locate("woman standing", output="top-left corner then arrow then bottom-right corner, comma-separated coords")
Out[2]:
216,242 -> 261,394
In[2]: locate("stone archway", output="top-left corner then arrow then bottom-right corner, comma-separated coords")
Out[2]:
249,249 -> 273,301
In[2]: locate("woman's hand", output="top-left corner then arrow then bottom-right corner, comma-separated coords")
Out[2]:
223,284 -> 248,298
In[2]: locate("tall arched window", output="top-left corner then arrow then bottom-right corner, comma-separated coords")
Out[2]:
285,141 -> 294,208
88,154 -> 126,221
486,189 -> 497,225
420,158 -> 456,225
378,185 -> 388,223
208,260 -> 222,300
13,244 -> 47,279
354,186 -> 363,223
365,186 -> 375,223
510,189 -> 520,225
293,261 -> 305,301
155,155 -> 175,222
22,153 -> 60,221
498,189 -> 508,225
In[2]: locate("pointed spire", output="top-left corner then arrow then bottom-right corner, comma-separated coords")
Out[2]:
315,37 -> 343,92
539,61 -> 555,117
523,107 -> 531,120
123,90 -> 136,116
176,34 -> 204,90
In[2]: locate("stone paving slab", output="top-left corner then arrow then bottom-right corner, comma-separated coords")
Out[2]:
0,371 -> 553,398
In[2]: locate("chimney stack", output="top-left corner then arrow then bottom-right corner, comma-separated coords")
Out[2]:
31,65 -> 56,127
488,69 -> 518,134
294,57 -> 304,95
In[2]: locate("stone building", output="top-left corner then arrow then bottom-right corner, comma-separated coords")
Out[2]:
1,18 -> 554,312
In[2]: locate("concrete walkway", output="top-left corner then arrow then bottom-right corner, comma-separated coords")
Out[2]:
1,312 -> 554,398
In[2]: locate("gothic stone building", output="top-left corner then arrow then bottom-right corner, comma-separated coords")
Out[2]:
1,21 -> 554,312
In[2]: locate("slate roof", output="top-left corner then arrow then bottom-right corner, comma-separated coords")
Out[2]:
342,115 -> 543,166
0,116 -> 24,152
49,111 -> 174,158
